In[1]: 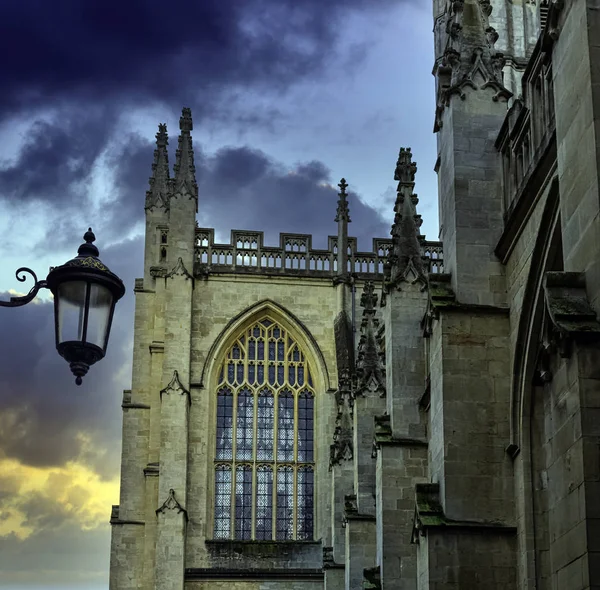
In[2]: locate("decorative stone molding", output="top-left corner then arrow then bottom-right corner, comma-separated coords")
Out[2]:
156,488 -> 188,520
195,227 -> 442,279
143,462 -> 160,477
434,0 -> 512,131
166,257 -> 194,282
385,148 -> 428,293
330,386 -> 354,468
160,370 -> 191,405
542,271 -> 600,359
149,266 -> 168,278
356,282 -> 386,397
149,341 -> 165,354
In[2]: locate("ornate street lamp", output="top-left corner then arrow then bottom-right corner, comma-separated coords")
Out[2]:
0,228 -> 125,385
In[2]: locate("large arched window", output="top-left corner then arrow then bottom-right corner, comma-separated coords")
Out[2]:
213,318 -> 315,541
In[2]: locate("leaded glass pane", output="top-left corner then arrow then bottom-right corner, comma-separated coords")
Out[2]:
236,388 -> 253,460
276,466 -> 294,540
297,467 -> 314,540
277,390 -> 294,461
216,388 -> 233,459
235,465 -> 252,540
257,391 -> 274,460
214,465 -> 232,539
297,391 -> 314,462
256,465 -> 273,540
214,319 -> 314,541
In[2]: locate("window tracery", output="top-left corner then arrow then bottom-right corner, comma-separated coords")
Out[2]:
213,318 -> 315,540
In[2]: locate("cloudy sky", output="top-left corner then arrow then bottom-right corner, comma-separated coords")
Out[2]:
0,0 -> 438,587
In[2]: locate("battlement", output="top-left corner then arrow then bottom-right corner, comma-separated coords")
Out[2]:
194,227 -> 443,279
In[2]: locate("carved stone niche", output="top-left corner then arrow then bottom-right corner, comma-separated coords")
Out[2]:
534,272 -> 600,383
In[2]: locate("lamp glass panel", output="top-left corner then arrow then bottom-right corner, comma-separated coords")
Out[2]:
85,283 -> 113,350
57,281 -> 87,344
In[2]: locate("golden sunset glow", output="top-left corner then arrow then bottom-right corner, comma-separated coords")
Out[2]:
0,453 -> 119,540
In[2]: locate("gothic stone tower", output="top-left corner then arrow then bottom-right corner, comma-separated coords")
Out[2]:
108,103 -> 444,589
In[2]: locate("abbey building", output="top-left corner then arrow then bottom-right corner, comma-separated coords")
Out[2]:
109,0 -> 600,588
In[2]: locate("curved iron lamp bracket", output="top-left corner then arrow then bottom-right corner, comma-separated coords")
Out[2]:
0,267 -> 49,307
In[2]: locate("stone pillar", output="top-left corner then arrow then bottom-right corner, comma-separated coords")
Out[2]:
331,462 -> 353,567
428,307 -> 513,523
154,266 -> 193,589
344,500 -> 377,590
109,388 -> 150,590
551,0 -> 600,314
433,0 -> 510,306
375,426 -> 428,590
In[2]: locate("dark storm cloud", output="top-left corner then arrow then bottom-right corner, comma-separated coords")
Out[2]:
0,0 -> 398,116
198,146 -> 389,249
0,141 -> 388,473
0,108 -> 115,205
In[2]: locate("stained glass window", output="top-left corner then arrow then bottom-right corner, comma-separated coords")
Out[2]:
213,318 -> 315,540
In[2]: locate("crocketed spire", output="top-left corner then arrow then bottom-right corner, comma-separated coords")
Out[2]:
335,178 -> 351,223
145,123 -> 172,210
173,107 -> 198,203
388,148 -> 426,288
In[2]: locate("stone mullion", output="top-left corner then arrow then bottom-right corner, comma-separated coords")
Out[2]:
230,388 -> 239,538
251,386 -> 258,540
293,389 -> 299,539
272,388 -> 279,540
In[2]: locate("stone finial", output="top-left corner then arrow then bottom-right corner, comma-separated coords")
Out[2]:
179,107 -> 193,132
173,107 -> 198,203
387,149 -> 427,290
394,148 -> 417,185
329,377 -> 354,468
335,178 -> 351,223
145,123 -> 172,210
360,281 -> 378,313
356,282 -> 386,396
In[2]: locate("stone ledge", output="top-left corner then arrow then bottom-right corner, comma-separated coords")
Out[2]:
122,402 -> 151,410
185,568 -> 324,581
412,483 -> 516,544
